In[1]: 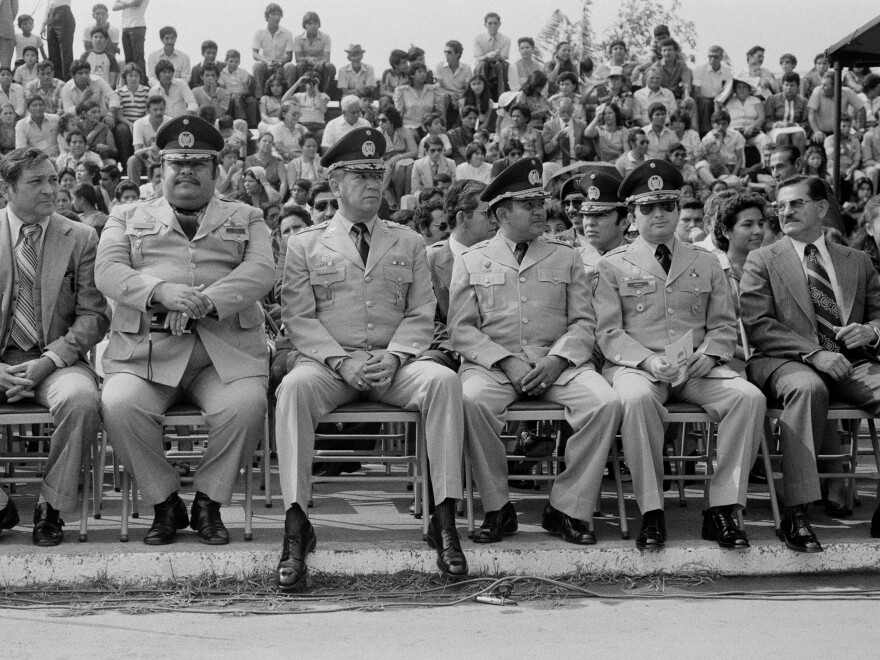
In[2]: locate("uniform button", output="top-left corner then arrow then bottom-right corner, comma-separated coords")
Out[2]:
366,301 -> 373,307
521,296 -> 527,302
412,343 -> 419,348
669,329 -> 676,335
190,243 -> 196,249
121,284 -> 128,291
189,263 -> 196,269
364,276 -> 372,282
472,353 -> 478,359
666,286 -> 672,293
367,344 -> 373,350
667,308 -> 674,315
522,340 -> 528,346
236,295 -> 243,301
693,305 -> 700,311
614,354 -> 621,361
367,323 -> 374,329
636,304 -> 644,312
519,277 -> 526,283
695,287 -> 701,292
522,317 -> 528,324
397,276 -> 402,282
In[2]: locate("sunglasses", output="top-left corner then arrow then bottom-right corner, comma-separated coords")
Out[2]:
427,148 -> 442,153
564,199 -> 583,208
635,201 -> 678,215
378,117 -> 389,123
314,199 -> 339,212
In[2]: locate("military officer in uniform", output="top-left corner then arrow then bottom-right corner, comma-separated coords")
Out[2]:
593,159 -> 766,550
274,127 -> 468,589
575,170 -> 627,290
96,116 -> 275,546
449,157 -> 622,545
553,176 -> 587,247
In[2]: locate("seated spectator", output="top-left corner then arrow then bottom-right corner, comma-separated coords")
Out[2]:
146,26 -> 191,87
809,71 -> 866,144
77,98 -> 116,159
842,177 -> 874,232
543,202 -> 571,238
844,63 -> 870,94
0,102 -> 15,153
56,128 -> 102,172
219,49 -> 259,129
189,40 -> 225,89
139,162 -> 162,199
448,105 -> 478,164
218,114 -> 247,155
280,134 -> 323,200
743,143 -> 777,197
473,11 -> 510,100
801,144 -> 827,179
127,94 -> 169,182
669,110 -> 701,163
863,112 -> 880,192
508,37 -> 541,93
81,3 -> 119,56
643,102 -> 677,160
633,68 -> 676,127
489,137 -> 523,178
113,62 -> 149,168
252,3 -> 295,93
849,193 -> 880,272
268,100 -> 307,162
13,46 -> 39,86
237,165 -> 280,207
585,101 -> 630,163
393,62 -> 444,134
498,103 -> 543,159
455,141 -> 492,184
548,71 -> 585,121
693,46 -> 733,135
542,96 -> 590,176
718,76 -> 769,152
80,27 -> 118,88
306,179 -> 336,224
215,144 -> 243,196
615,128 -> 648,178
336,43 -> 376,99
61,60 -> 120,119
58,167 -> 76,189
515,70 -> 552,129
544,41 -> 578,96
56,186 -> 74,212
738,45 -> 778,99
765,72 -> 808,152
73,159 -> 109,207
244,132 -> 283,191
592,39 -> 634,85
434,39 -> 471,126
859,75 -> 880,129
193,63 -> 232,119
655,38 -> 692,100
825,113 -> 863,191
99,164 -> 120,201
280,205 -> 312,239
321,94 -> 370,150
380,49 -> 409,97
356,86 -> 379,126
114,179 -> 141,205
700,109 -> 745,176
667,142 -> 701,191
258,73 -> 288,133
15,95 -> 60,156
0,65 -> 24,116
24,61 -> 64,114
414,198 -> 449,246
461,74 -> 496,134
284,70 -> 329,136
417,112 -> 451,158
597,66 -> 634,125
71,181 -> 108,236
284,178 -> 312,214
149,59 -> 197,118
292,12 -> 335,96
411,135 -> 456,193
675,196 -> 707,244
801,53 -> 829,101
376,104 -> 417,207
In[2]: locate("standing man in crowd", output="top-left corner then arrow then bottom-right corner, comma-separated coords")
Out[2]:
0,147 -> 108,545
740,175 -> 880,552
594,159 -> 765,550
473,12 -> 510,100
693,46 -> 732,135
113,0 -> 149,75
42,1 -> 75,82
96,116 -> 275,546
450,157 -> 621,546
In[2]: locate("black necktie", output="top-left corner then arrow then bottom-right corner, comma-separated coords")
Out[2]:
352,222 -> 370,265
655,243 -> 672,274
174,209 -> 200,240
804,243 -> 845,355
514,241 -> 529,264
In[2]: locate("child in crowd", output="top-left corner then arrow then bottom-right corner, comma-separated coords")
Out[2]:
77,99 -> 116,159
216,144 -> 244,196
824,113 -> 862,185
15,15 -> 46,63
13,46 -> 38,85
417,112 -> 452,158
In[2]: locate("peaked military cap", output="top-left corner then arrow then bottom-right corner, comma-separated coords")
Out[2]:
578,170 -> 625,213
618,159 -> 683,204
320,126 -> 386,173
480,156 -> 549,208
156,115 -> 224,161
559,176 -> 584,204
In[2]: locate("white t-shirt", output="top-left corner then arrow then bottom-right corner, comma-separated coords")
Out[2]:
119,0 -> 149,29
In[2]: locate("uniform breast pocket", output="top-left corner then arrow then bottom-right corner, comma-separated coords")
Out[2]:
219,225 -> 250,262
383,265 -> 414,311
536,269 -> 571,309
124,223 -> 162,267
619,278 -> 657,316
309,266 -> 345,309
674,274 -> 712,314
470,271 -> 506,311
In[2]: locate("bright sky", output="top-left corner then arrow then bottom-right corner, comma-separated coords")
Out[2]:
27,0 -> 877,74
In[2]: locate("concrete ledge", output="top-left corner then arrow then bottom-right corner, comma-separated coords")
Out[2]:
3,538 -> 880,587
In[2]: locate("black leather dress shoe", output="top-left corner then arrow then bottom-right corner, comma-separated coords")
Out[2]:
426,500 -> 468,577
190,492 -> 230,545
32,502 -> 64,547
541,503 -> 596,545
472,501 -> 517,543
778,508 -> 823,553
821,499 -> 853,518
276,504 -> 316,590
144,492 -> 189,545
0,499 -> 20,535
872,505 -> 880,538
701,506 -> 749,549
636,509 -> 666,549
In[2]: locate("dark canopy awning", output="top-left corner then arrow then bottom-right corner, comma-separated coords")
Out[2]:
825,14 -> 880,67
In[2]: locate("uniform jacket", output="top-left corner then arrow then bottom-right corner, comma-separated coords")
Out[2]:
426,239 -> 455,354
577,244 -> 602,294
281,214 -> 435,370
594,236 -> 738,383
740,236 -> 880,388
449,234 -> 595,385
0,211 -> 108,365
95,195 -> 275,386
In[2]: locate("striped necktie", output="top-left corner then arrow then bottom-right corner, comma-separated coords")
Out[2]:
804,243 -> 845,355
9,224 -> 42,352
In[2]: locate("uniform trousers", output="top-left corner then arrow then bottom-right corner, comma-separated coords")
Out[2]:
0,347 -> 100,512
612,371 -> 765,512
275,358 -> 464,509
762,359 -> 880,507
461,366 -> 621,522
101,336 -> 267,507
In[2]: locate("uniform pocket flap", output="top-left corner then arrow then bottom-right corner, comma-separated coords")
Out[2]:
309,266 -> 346,285
109,305 -> 143,333
470,272 -> 505,287
537,269 -> 571,285
238,304 -> 264,329
384,265 -> 414,283
620,278 -> 657,296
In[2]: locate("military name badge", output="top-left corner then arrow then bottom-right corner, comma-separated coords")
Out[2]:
179,131 -> 195,149
528,169 -> 541,185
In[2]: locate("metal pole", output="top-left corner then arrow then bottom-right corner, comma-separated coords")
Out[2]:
833,61 -> 842,202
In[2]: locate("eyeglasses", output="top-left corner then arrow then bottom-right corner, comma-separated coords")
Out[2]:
314,199 -> 339,212
635,139 -> 649,146
431,222 -> 449,231
377,117 -> 389,123
635,201 -> 678,215
564,199 -> 583,208
774,198 -> 816,213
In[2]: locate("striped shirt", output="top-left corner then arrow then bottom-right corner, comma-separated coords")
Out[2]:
118,84 -> 151,123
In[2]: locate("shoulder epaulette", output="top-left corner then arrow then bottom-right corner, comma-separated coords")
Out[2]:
605,244 -> 629,257
462,239 -> 490,253
545,238 -> 574,248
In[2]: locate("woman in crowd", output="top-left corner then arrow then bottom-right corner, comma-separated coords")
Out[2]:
843,178 -> 875,222
237,166 -> 280,207
801,145 -> 828,179
0,102 -> 15,154
258,73 -> 289,134
670,111 -> 701,164
279,133 -> 324,201
268,101 -> 308,162
667,143 -> 701,192
455,141 -> 492,184
58,167 -> 76,190
843,63 -> 870,93
545,41 -> 578,94
516,70 -> 552,128
393,62 -> 443,135
497,103 -> 543,160
216,144 -> 243,197
850,195 -> 880,272
114,180 -> 141,205
461,74 -> 496,133
72,181 -> 109,237
378,105 -> 418,208
55,187 -> 74,213
244,132 -> 283,191
720,77 -> 769,152
74,160 -> 111,211
584,102 -> 629,163
284,71 -> 329,136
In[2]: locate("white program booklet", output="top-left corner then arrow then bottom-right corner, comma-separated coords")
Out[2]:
665,329 -> 693,387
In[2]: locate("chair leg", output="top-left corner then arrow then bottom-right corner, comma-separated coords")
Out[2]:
760,428 -> 781,534
244,461 -> 253,541
464,439 -> 475,537
675,424 -> 687,507
418,423 -> 430,537
845,420 -> 858,510
94,432 -> 107,519
411,422 -> 422,520
120,470 -> 130,542
263,409 -> 273,507
131,476 -> 139,518
79,437 -> 93,542
702,423 -> 714,510
611,443 -> 629,540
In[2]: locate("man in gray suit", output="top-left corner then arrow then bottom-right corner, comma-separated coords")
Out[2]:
0,147 -> 108,545
741,174 -> 880,552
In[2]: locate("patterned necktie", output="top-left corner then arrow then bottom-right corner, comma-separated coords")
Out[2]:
804,243 -> 844,354
9,224 -> 42,352
352,222 -> 370,265
514,241 -> 529,264
655,243 -> 672,274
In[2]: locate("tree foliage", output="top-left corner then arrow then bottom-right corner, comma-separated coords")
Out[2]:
599,0 -> 698,62
537,0 -> 597,63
